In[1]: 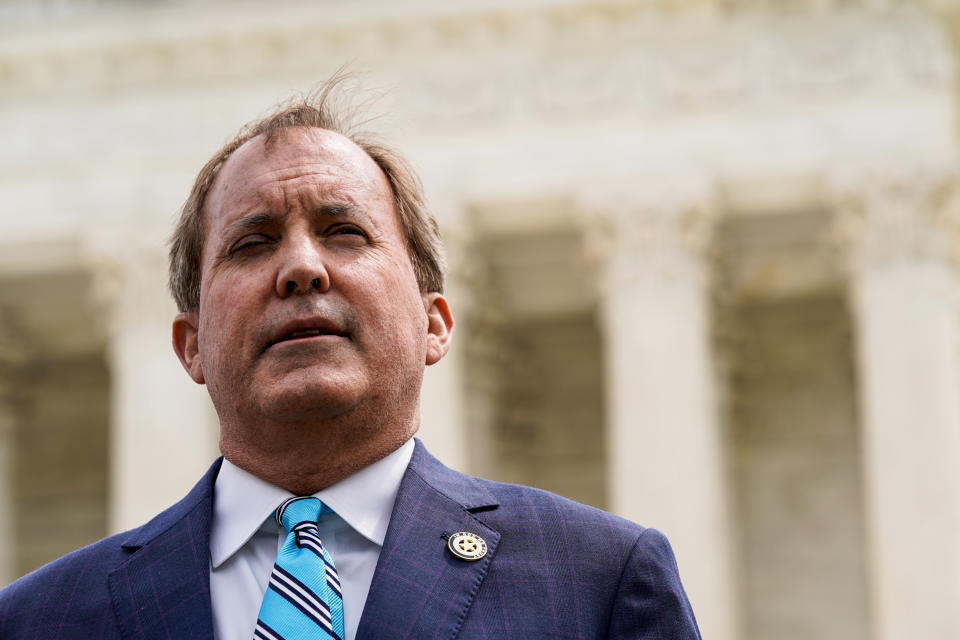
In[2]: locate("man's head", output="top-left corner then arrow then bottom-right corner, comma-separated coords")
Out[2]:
169,80 -> 453,492
169,78 -> 446,313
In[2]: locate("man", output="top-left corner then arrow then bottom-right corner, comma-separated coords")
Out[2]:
0,79 -> 701,639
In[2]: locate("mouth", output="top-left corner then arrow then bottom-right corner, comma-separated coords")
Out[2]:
267,319 -> 350,349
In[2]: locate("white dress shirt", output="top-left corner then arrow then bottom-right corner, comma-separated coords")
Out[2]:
209,438 -> 415,640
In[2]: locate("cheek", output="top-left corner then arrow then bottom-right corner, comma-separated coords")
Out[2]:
197,287 -> 245,357
343,256 -> 422,313
352,274 -> 427,353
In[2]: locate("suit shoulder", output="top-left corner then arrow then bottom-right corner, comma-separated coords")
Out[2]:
609,528 -> 702,638
2,528 -> 132,591
0,458 -> 219,638
409,443 -> 646,549
475,480 -> 701,637
0,531 -> 132,636
477,476 -> 623,519
477,476 -> 644,537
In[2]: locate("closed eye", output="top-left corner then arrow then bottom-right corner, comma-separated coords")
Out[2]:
327,224 -> 368,240
229,234 -> 273,254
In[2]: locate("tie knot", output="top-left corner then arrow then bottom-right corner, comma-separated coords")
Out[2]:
275,496 -> 331,531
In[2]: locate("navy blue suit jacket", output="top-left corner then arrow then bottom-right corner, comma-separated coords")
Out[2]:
0,440 -> 701,639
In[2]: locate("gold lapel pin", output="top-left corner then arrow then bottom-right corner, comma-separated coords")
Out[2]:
447,531 -> 488,561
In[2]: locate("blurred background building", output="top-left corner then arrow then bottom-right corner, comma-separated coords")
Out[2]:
2,0 -> 960,638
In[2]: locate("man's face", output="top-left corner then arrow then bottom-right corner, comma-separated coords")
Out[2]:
174,128 -> 449,430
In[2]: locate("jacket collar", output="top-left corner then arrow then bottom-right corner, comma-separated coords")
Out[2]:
357,440 -> 501,640
109,458 -> 221,639
118,458 -> 222,551
404,439 -> 500,512
107,439 -> 502,640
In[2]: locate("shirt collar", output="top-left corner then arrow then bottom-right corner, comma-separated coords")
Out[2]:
210,438 -> 415,569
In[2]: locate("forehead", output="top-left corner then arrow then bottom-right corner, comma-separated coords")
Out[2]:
204,127 -> 394,228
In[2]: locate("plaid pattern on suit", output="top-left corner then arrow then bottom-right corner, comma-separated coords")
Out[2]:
0,441 -> 701,639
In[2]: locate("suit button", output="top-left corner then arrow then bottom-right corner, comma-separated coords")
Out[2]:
447,531 -> 488,561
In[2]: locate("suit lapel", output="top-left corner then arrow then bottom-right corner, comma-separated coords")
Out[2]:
104,445 -> 497,639
357,441 -> 500,640
107,460 -> 221,640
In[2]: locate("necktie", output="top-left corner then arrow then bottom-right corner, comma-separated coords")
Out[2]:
254,497 -> 345,640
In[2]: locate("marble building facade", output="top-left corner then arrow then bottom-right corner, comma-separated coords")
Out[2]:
2,1 -> 960,638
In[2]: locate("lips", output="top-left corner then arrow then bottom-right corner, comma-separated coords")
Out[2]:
284,328 -> 338,340
267,317 -> 349,349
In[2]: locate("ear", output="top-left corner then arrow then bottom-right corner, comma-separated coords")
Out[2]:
172,311 -> 206,384
422,293 -> 454,366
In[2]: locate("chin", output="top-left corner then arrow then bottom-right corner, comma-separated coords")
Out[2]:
253,378 -> 366,423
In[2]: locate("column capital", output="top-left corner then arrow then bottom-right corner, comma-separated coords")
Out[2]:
577,177 -> 720,290
80,225 -> 177,334
831,166 -> 960,274
435,217 -> 477,320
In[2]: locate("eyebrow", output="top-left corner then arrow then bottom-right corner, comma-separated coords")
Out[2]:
312,203 -> 358,219
223,203 -> 360,238
224,212 -> 277,238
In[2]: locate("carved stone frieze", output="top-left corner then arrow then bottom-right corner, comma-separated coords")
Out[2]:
80,225 -> 177,336
831,166 -> 960,273
578,176 -> 719,290
0,4 -> 951,130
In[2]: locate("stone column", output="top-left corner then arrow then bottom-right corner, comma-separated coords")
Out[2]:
834,170 -> 960,640
86,231 -> 218,533
581,181 -> 738,640
0,385 -> 15,586
418,217 -> 470,472
419,331 -> 467,471
0,313 -> 30,586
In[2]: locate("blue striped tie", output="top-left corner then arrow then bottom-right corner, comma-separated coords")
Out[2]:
254,497 -> 345,640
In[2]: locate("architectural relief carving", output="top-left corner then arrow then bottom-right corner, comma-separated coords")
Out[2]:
578,178 -> 719,289
832,167 -> 960,272
0,5 -> 950,129
81,226 -> 176,335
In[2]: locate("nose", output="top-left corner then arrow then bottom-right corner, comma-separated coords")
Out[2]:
275,234 -> 330,297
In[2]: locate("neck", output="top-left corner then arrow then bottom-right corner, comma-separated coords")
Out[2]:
218,406 -> 420,494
